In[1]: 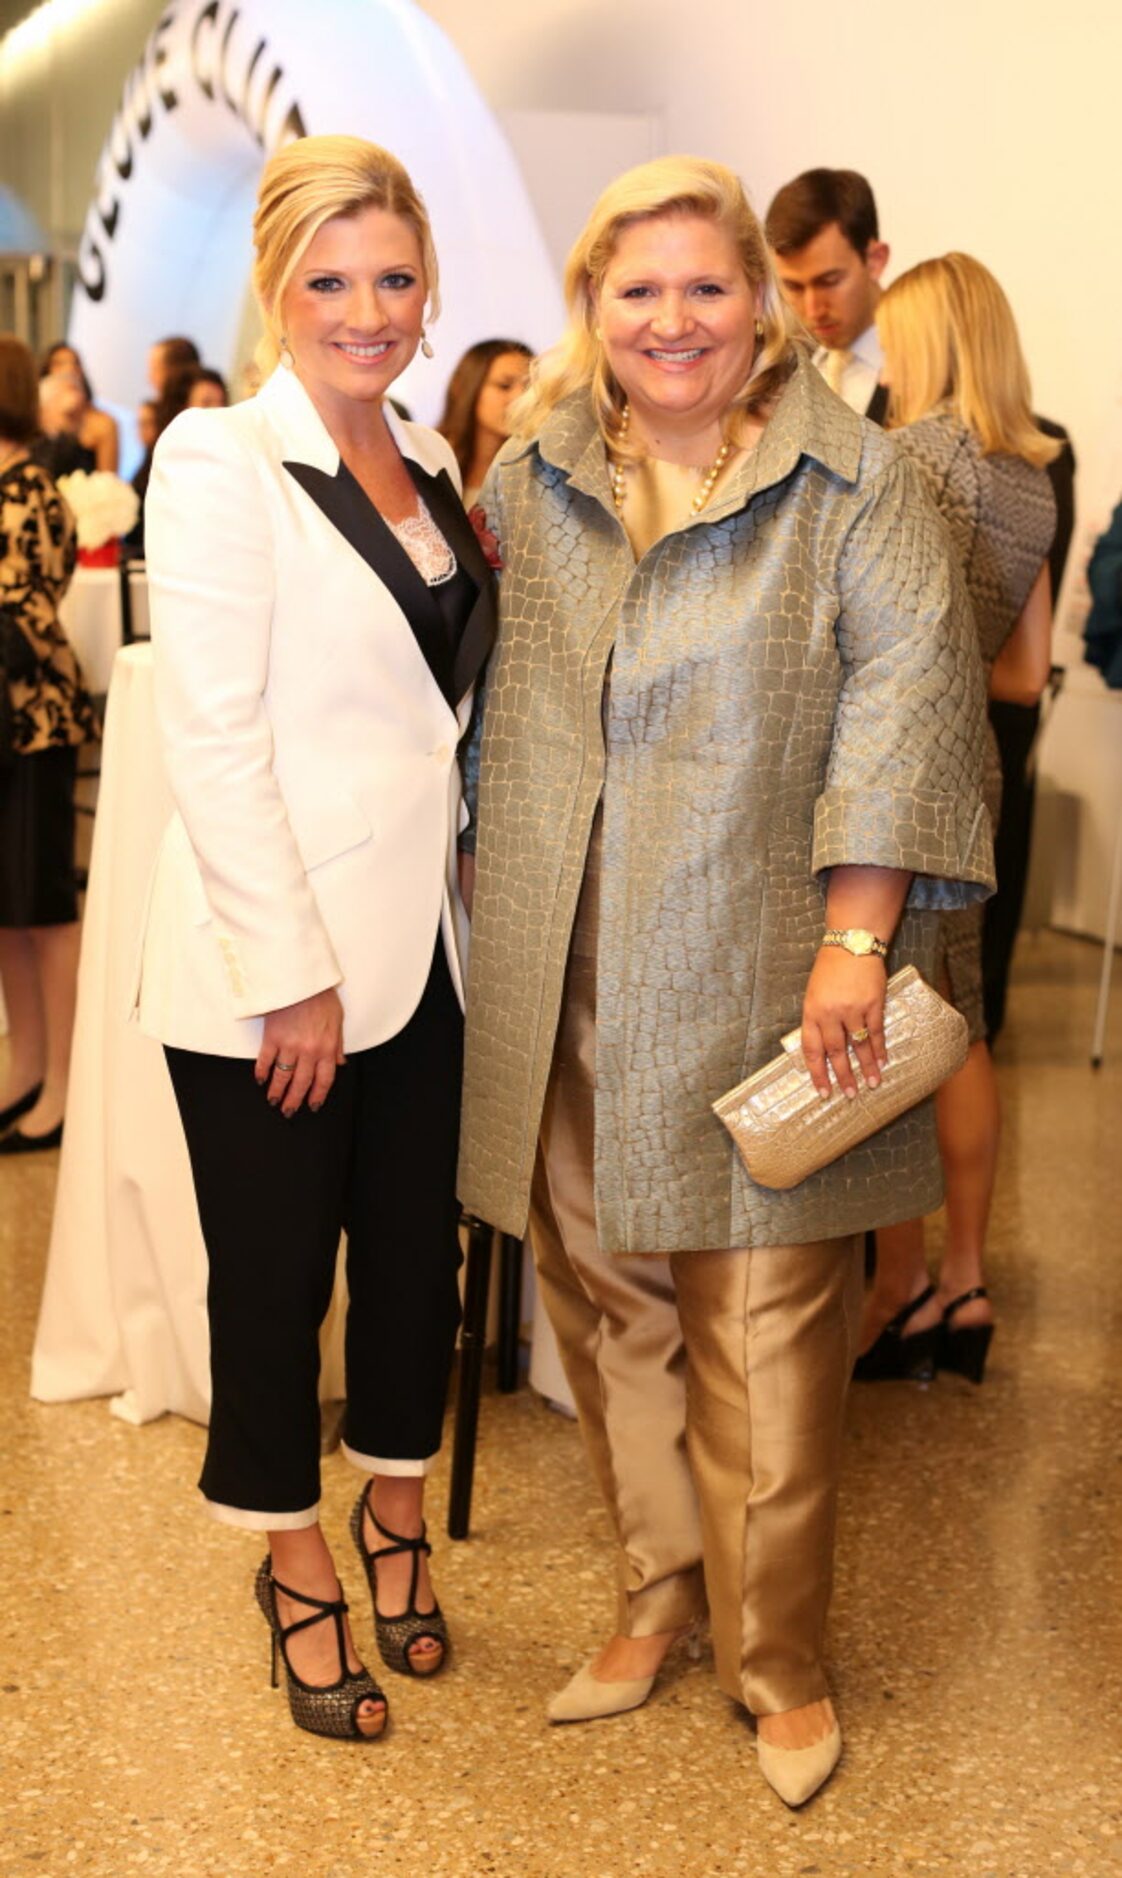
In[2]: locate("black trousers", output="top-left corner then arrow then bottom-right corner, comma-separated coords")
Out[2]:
165,941 -> 464,1520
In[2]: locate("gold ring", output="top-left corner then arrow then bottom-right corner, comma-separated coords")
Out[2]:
275,1060 -> 296,1072
850,1028 -> 870,1044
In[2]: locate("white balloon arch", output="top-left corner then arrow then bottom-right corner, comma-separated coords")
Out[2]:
68,0 -> 563,421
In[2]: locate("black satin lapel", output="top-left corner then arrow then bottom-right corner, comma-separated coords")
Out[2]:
410,464 -> 498,704
865,382 -> 889,428
283,458 -> 454,702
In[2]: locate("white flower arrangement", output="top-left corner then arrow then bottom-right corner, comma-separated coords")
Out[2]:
55,469 -> 140,550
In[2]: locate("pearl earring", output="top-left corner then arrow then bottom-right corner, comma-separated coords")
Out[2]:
754,319 -> 765,339
279,336 -> 294,370
420,331 -> 434,360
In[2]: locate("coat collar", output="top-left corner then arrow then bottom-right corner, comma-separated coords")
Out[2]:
255,363 -> 453,482
512,349 -> 865,528
264,362 -> 496,710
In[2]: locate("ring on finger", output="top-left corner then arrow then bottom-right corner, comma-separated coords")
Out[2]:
850,1028 -> 870,1044
275,1060 -> 296,1073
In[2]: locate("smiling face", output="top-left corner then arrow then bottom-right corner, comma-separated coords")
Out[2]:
772,221 -> 888,351
279,204 -> 427,426
594,212 -> 759,449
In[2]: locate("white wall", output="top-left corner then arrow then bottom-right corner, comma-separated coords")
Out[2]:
422,0 -> 1122,939
422,0 -> 1114,505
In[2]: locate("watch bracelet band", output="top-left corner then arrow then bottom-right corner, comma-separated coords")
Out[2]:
821,928 -> 889,959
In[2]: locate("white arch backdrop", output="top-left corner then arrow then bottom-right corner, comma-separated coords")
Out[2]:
68,0 -> 564,421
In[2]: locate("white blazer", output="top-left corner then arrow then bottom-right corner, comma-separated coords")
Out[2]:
134,365 -> 495,1058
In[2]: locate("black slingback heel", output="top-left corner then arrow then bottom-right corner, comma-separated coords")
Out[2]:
938,1286 -> 994,1384
852,1284 -> 939,1383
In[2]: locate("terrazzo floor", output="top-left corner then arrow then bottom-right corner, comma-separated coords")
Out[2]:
2,931 -> 1120,1878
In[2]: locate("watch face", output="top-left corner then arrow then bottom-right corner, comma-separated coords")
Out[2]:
848,930 -> 874,955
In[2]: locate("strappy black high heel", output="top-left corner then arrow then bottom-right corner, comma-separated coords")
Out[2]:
349,1484 -> 449,1678
852,1283 -> 939,1382
254,1557 -> 388,1740
938,1286 -> 994,1384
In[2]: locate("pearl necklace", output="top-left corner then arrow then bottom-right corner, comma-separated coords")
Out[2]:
609,403 -> 732,518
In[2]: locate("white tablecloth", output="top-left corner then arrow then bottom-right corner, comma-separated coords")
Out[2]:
31,645 -> 346,1425
58,563 -> 151,695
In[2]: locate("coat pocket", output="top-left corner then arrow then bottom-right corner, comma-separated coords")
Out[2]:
285,786 -> 373,873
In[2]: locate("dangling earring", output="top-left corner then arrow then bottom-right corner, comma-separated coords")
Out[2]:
420,330 -> 434,360
279,335 -> 294,370
754,319 -> 765,339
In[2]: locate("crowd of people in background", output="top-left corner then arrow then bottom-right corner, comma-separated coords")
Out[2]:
0,138 -> 1100,1809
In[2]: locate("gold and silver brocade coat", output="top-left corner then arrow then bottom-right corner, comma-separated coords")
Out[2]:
458,355 -> 994,1253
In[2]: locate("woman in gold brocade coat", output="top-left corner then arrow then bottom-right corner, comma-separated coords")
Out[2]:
458,159 -> 993,1805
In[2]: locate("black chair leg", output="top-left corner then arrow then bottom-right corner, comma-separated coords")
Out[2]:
497,1235 -> 524,1394
448,1216 -> 494,1540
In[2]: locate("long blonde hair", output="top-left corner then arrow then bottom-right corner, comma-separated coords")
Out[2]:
514,155 -> 800,455
877,253 -> 1059,468
252,135 -> 439,374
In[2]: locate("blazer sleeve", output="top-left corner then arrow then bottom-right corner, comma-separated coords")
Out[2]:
146,410 -> 343,1018
811,451 -> 995,911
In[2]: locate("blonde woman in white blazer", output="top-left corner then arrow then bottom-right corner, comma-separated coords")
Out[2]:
138,137 -> 495,1743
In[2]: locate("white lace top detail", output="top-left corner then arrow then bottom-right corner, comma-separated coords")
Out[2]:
388,495 -> 456,587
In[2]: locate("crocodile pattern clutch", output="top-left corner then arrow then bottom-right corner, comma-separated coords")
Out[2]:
712,966 -> 969,1192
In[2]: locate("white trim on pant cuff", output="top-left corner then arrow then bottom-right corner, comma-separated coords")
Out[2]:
204,1496 -> 321,1531
341,1442 -> 433,1478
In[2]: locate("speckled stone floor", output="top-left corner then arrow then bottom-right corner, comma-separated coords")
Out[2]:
2,931 -> 1121,1878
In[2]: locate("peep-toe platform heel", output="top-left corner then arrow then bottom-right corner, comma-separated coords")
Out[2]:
254,1556 -> 387,1741
349,1485 -> 449,1678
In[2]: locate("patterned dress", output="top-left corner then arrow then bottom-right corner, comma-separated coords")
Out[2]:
895,412 -> 1055,1040
0,459 -> 93,755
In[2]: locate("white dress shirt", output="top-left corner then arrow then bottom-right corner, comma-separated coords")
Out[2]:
813,324 -> 884,416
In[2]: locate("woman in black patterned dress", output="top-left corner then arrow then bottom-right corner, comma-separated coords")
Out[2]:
0,336 -> 96,1153
855,254 -> 1057,1383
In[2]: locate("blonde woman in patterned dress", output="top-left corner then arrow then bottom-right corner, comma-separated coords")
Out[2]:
855,255 -> 1057,1388
458,158 -> 994,1805
0,335 -> 95,1155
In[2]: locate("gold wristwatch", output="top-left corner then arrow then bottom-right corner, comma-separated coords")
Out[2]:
820,927 -> 889,960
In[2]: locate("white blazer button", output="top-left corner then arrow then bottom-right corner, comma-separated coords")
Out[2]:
433,743 -> 451,762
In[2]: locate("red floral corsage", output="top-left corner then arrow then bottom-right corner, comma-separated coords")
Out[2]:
468,505 -> 503,572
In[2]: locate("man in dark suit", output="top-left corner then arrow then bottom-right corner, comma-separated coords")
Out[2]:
765,169 -> 890,424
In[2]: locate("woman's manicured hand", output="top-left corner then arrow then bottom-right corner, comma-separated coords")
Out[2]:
255,987 -> 345,1116
801,949 -> 889,1099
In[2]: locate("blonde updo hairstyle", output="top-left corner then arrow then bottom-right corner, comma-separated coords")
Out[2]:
514,155 -> 800,457
877,253 -> 1059,469
252,134 -> 439,374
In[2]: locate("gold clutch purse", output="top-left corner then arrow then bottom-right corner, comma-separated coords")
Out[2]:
712,965 -> 969,1192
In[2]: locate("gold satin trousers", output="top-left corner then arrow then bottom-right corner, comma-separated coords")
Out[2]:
530,825 -> 865,1715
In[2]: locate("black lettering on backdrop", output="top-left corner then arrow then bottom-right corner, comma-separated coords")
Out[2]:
220,8 -> 242,114
153,8 -> 180,112
254,63 -> 282,147
78,0 -> 308,305
191,1 -> 219,101
274,101 -> 308,146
